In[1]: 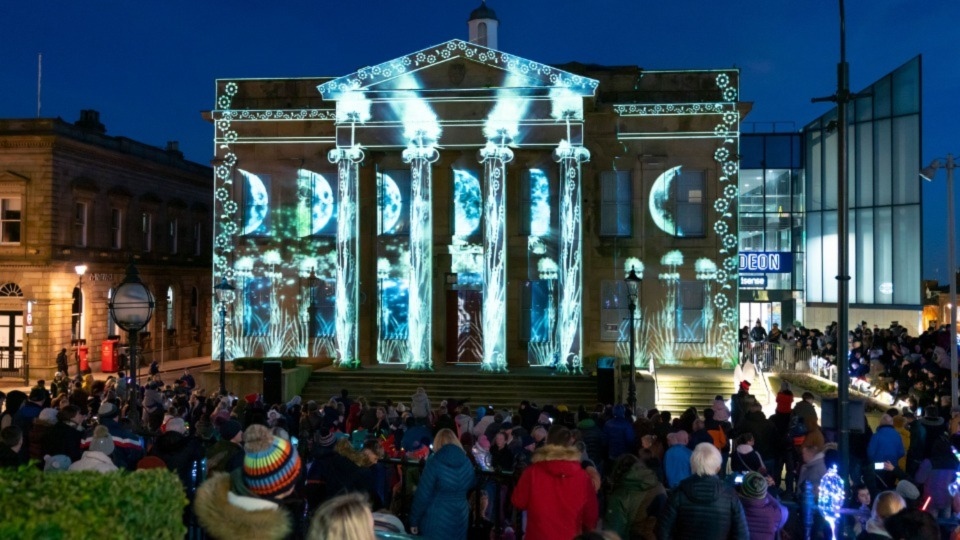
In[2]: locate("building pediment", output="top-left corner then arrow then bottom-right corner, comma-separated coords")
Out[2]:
318,39 -> 598,100
0,170 -> 30,184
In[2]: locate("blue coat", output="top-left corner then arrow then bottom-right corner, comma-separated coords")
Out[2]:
664,445 -> 693,489
409,444 -> 476,540
867,424 -> 905,465
603,416 -> 636,460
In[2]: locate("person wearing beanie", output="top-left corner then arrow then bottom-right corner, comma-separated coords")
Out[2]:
195,424 -> 303,540
148,416 -> 204,488
80,400 -> 144,470
69,425 -> 118,472
711,396 -> 731,423
43,454 -> 72,473
737,471 -> 788,540
603,404 -> 637,463
775,381 -> 794,415
207,419 -> 245,474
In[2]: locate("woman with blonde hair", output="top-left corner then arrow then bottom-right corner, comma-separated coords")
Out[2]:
307,492 -> 375,540
860,490 -> 905,539
409,427 -> 476,539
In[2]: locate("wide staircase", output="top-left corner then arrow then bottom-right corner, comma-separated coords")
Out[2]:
300,366 -> 599,413
653,366 -> 772,415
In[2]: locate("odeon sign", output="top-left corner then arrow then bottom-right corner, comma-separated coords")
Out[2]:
738,252 -> 793,274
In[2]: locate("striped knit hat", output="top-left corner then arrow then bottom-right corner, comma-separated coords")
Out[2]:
242,424 -> 301,498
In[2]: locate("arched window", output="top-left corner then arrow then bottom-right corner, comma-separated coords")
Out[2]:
0,283 -> 23,297
166,286 -> 176,330
72,287 -> 83,341
477,22 -> 488,46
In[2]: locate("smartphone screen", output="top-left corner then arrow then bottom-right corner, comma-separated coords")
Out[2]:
735,475 -> 744,484
874,462 -> 885,470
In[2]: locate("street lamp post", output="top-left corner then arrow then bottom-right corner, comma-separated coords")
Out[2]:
108,263 -> 155,413
625,268 -> 642,413
922,154 -> 958,407
306,270 -> 319,339
214,277 -> 236,396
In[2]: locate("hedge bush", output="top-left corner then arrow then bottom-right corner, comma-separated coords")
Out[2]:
0,467 -> 187,540
232,357 -> 299,371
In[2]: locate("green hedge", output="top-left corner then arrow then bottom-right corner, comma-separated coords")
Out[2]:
233,357 -> 299,371
0,467 -> 187,540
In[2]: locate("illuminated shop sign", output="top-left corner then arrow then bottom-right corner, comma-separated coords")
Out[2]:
738,252 -> 792,274
739,275 -> 767,289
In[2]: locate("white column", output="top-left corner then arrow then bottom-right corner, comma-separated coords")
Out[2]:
403,145 -> 439,370
479,141 -> 513,372
554,141 -> 589,373
328,146 -> 363,367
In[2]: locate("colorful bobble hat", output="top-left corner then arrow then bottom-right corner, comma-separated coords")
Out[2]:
242,424 -> 301,498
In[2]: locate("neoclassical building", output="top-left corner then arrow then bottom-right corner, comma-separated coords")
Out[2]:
0,111 -> 213,380
212,9 -> 746,371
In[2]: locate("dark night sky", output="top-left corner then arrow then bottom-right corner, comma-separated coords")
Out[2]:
1,1 -> 957,280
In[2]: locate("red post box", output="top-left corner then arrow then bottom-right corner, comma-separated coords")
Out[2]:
101,339 -> 119,373
78,345 -> 90,373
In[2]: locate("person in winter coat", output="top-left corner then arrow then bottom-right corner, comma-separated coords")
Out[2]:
194,424 -> 304,540
69,425 -> 118,472
915,435 -> 960,518
576,411 -> 606,467
658,443 -> 749,540
603,404 -> 636,463
866,414 -> 905,489
737,471 -> 788,540
731,433 -> 771,477
41,405 -> 84,463
798,443 -> 827,495
663,430 -> 693,489
454,406 -> 474,439
410,387 -> 431,425
408,428 -> 476,540
603,454 -> 666,540
511,427 -> 599,540
148,417 -> 205,489
857,490 -> 905,540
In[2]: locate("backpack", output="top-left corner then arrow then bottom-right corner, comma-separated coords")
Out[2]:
707,426 -> 728,451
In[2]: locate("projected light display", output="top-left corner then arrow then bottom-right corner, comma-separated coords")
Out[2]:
215,40 -> 605,368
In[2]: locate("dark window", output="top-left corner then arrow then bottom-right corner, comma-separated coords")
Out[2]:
599,171 -> 632,237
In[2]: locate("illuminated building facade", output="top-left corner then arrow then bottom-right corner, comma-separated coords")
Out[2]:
0,111 -> 213,380
213,34 -> 745,369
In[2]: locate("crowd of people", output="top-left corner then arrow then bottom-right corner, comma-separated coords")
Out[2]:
1,328 -> 960,539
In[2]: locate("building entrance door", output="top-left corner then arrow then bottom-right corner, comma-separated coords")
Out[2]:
0,311 -> 23,371
445,289 -> 482,364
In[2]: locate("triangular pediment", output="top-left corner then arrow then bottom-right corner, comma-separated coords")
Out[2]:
318,39 -> 598,99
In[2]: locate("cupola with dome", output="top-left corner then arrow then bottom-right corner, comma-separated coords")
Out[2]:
467,1 -> 498,49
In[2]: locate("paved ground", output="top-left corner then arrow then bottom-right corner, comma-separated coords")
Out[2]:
0,356 -> 214,394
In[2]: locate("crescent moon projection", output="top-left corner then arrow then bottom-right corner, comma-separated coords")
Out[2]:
380,173 -> 402,234
240,169 -> 270,235
649,165 -> 682,236
298,169 -> 334,235
453,169 -> 481,237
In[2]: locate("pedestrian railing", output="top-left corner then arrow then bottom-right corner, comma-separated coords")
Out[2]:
0,350 -> 25,380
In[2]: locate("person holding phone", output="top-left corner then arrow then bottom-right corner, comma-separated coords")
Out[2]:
867,414 -> 904,490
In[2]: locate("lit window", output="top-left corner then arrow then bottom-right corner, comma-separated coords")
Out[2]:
600,280 -> 632,341
521,169 -> 551,237
0,197 -> 22,244
600,171 -> 632,237
243,277 -> 271,336
676,281 -> 705,343
166,286 -> 176,330
307,280 -> 336,338
675,170 -> 705,237
520,280 -> 551,343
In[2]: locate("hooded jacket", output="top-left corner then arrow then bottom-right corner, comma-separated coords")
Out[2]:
411,390 -> 431,419
194,473 -> 291,540
409,444 -> 476,540
603,406 -> 636,460
149,430 -> 205,488
511,444 -> 599,540
657,474 -> 749,540
866,424 -> 905,465
739,492 -> 788,540
68,450 -> 118,473
604,464 -> 666,540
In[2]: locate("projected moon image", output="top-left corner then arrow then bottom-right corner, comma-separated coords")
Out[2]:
380,173 -> 402,234
529,169 -> 550,236
649,165 -> 682,236
240,169 -> 269,235
306,170 -> 334,234
454,169 -> 481,236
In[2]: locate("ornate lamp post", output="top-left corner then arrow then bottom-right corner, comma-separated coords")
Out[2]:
625,267 -> 642,412
74,264 -> 87,341
214,277 -> 236,396
108,263 -> 154,398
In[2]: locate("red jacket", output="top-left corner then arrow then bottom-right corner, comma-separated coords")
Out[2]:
511,444 -> 599,540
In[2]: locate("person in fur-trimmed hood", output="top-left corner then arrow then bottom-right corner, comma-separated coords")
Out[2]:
194,424 -> 303,540
511,426 -> 599,540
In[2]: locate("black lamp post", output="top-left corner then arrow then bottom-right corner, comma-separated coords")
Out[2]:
306,270 -> 319,338
214,277 -> 236,396
108,263 -> 155,409
625,268 -> 642,412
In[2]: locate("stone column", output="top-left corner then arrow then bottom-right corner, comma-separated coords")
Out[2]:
328,146 -> 363,367
402,144 -> 439,370
479,140 -> 513,372
554,141 -> 590,373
